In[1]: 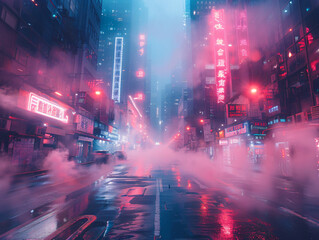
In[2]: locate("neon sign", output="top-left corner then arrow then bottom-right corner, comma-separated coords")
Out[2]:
213,9 -> 228,104
227,104 -> 248,117
136,69 -> 145,78
139,34 -> 145,56
112,37 -> 124,103
236,9 -> 249,63
28,93 -> 68,123
134,93 -> 144,100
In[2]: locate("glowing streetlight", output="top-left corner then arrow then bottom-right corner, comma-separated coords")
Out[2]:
186,126 -> 190,131
250,88 -> 257,94
95,90 -> 101,95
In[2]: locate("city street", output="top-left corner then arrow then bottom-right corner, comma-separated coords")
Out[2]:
1,0 -> 319,239
1,157 -> 319,240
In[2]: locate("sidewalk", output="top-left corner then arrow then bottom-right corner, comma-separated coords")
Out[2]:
0,163 -> 111,236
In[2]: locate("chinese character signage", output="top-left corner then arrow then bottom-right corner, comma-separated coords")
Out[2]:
75,114 -> 94,134
136,34 -> 146,79
28,92 -> 68,123
139,34 -> 145,56
213,9 -> 228,104
250,120 -> 267,128
236,9 -> 249,64
227,104 -> 248,117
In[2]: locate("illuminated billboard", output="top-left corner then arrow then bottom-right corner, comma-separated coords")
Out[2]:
225,123 -> 248,138
227,104 -> 248,117
28,92 -> 68,123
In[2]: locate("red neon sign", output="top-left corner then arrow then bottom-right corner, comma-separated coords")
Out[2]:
28,92 -> 68,123
213,9 -> 227,104
139,34 -> 145,41
134,93 -> 144,100
136,69 -> 145,78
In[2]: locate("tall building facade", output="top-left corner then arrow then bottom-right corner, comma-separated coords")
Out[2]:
98,0 -> 149,148
98,0 -> 149,107
249,0 -> 319,125
0,0 -> 106,170
186,0 -> 252,139
98,0 -> 132,103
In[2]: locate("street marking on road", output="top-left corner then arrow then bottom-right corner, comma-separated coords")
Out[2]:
154,178 -> 161,238
279,207 -> 319,227
0,210 -> 57,239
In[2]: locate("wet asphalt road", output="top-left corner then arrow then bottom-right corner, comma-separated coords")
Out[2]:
1,162 -> 319,239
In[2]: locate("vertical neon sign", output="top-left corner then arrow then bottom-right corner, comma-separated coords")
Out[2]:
112,37 -> 124,103
213,9 -> 227,104
236,9 -> 249,64
139,34 -> 145,56
136,34 -> 146,79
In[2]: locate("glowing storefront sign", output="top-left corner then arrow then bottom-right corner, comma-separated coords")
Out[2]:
136,34 -> 146,79
225,123 -> 248,138
227,104 -> 248,117
213,9 -> 228,104
28,92 -> 68,123
219,139 -> 228,146
75,114 -> 94,134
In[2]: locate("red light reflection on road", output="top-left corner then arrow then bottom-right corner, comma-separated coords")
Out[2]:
217,209 -> 234,239
201,194 -> 208,210
200,194 -> 209,218
176,176 -> 181,187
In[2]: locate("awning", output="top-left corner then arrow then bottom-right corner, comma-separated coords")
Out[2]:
46,126 -> 66,136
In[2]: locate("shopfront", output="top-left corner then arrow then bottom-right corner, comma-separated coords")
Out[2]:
218,121 -> 267,169
1,84 -> 74,170
73,113 -> 94,163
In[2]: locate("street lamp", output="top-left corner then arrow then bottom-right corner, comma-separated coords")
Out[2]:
250,87 -> 257,94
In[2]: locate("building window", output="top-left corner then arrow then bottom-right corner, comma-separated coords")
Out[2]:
1,7 -> 18,29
